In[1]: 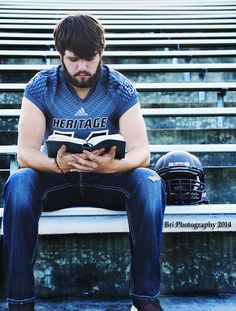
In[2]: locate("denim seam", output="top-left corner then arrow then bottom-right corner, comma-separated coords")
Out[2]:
41,183 -> 130,201
129,291 -> 160,300
41,183 -> 74,200
30,206 -> 43,266
125,203 -> 135,244
7,296 -> 36,304
82,183 -> 131,199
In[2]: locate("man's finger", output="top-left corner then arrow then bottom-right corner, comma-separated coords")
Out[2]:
57,144 -> 67,157
107,146 -> 116,158
92,148 -> 105,156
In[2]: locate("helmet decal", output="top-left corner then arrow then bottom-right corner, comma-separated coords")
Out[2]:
168,161 -> 190,167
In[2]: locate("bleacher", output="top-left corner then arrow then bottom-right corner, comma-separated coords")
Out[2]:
0,0 -> 236,299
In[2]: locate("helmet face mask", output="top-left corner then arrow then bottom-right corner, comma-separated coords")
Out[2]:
155,151 -> 207,205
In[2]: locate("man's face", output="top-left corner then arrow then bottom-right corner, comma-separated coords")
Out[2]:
62,50 -> 102,88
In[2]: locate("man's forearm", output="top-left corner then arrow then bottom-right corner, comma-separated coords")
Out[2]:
114,147 -> 150,173
17,147 -> 59,173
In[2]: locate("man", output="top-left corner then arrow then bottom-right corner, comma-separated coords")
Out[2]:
2,13 -> 166,311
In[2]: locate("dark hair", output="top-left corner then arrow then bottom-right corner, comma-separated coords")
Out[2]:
53,12 -> 105,57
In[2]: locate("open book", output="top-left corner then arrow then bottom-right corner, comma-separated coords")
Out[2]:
46,133 -> 126,159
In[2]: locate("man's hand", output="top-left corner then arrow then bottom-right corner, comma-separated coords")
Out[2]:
55,145 -> 79,173
68,145 -> 119,173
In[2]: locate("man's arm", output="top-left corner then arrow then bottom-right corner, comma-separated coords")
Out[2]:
17,97 -> 76,173
67,103 -> 150,173
119,103 -> 150,169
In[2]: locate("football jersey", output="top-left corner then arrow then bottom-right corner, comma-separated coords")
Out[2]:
23,64 -> 139,147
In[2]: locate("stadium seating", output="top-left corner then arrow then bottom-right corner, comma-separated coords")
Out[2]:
0,0 -> 235,298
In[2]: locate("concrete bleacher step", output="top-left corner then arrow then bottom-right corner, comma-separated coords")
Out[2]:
1,49 -> 236,58
2,31 -> 236,40
3,8 -> 234,14
1,63 -> 236,83
0,198 -> 236,296
2,143 -> 236,156
1,1 -> 236,10
1,38 -> 236,50
4,10 -> 236,16
1,81 -> 235,109
2,17 -> 236,25
1,23 -> 236,32
1,49 -> 236,66
1,63 -> 236,72
1,1 -> 236,7
1,81 -> 236,92
1,204 -> 236,235
1,108 -> 235,143
2,4 -> 235,15
2,107 -> 236,117
2,11 -> 236,19
1,295 -> 236,311
1,108 -> 235,160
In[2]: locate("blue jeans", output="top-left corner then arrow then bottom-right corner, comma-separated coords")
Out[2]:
2,167 -> 166,304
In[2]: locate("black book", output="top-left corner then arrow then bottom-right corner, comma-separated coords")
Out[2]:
46,133 -> 126,159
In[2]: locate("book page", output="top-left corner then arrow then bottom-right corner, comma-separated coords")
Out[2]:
88,134 -> 125,145
47,134 -> 85,145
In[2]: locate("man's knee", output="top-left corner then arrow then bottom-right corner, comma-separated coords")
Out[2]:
4,168 -> 38,194
130,167 -> 164,191
127,168 -> 166,210
2,168 -> 41,214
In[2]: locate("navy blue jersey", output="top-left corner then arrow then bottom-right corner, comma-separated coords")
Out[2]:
24,64 -> 139,147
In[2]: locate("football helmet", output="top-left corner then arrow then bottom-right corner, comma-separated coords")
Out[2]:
155,150 -> 207,205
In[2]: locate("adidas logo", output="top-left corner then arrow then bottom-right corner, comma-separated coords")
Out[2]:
74,107 -> 88,117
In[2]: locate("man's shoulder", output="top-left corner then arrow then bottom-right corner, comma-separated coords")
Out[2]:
102,64 -> 138,100
25,65 -> 61,96
27,65 -> 61,87
102,64 -> 135,90
102,64 -> 128,83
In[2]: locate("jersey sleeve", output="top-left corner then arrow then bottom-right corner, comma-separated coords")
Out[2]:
118,76 -> 139,116
23,71 -> 48,115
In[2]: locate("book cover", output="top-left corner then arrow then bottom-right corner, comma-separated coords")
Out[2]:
46,133 -> 126,159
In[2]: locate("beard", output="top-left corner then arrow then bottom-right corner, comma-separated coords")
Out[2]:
62,59 -> 102,89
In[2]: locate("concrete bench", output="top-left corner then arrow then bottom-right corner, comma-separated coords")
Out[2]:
1,204 -> 236,234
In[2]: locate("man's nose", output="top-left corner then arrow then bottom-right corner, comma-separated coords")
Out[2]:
77,59 -> 87,71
